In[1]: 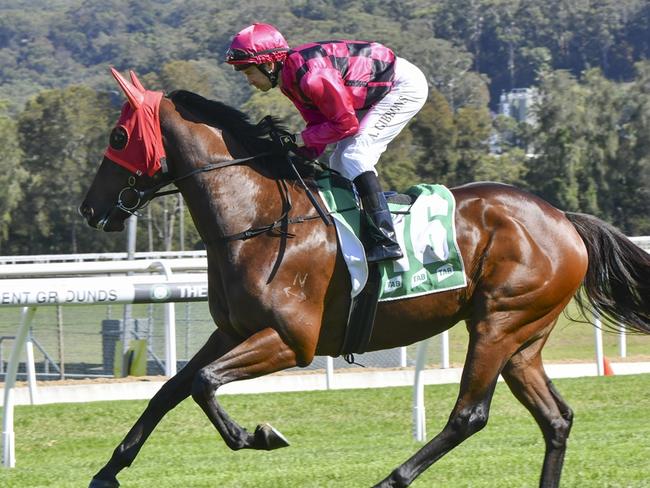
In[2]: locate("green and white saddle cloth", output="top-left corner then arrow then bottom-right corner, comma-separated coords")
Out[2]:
317,173 -> 467,301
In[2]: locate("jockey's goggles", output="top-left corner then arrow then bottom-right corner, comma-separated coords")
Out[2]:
225,47 -> 289,65
225,48 -> 253,62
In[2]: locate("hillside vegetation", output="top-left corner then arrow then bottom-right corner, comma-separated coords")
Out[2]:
0,0 -> 648,254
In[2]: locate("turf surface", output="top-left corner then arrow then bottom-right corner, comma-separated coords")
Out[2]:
1,374 -> 649,487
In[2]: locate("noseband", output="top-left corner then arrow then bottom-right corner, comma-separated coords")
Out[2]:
115,175 -> 149,215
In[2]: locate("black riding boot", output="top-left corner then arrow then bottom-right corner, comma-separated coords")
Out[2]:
353,171 -> 403,263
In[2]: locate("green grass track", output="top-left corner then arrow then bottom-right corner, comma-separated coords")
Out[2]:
1,374 -> 649,487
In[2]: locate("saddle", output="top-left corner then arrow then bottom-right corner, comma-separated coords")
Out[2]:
316,171 -> 467,357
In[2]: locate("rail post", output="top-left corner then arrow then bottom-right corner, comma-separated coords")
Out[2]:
412,338 -> 431,441
2,306 -> 37,467
148,261 -> 177,377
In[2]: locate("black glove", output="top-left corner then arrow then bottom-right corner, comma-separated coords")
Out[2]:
272,129 -> 301,154
279,131 -> 298,149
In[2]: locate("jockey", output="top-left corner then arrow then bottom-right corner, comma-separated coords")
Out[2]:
226,23 -> 429,263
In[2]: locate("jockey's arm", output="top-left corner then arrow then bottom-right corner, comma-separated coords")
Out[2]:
299,68 -> 359,148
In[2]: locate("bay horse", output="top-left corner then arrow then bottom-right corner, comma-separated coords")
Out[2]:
79,69 -> 650,488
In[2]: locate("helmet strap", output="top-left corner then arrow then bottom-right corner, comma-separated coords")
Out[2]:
256,62 -> 282,88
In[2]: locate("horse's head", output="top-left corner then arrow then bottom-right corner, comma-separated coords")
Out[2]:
79,68 -> 168,231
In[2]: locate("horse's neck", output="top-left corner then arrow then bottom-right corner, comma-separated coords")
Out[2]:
177,163 -> 274,247
161,102 -> 278,254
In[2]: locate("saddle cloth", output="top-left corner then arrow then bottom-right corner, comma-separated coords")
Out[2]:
316,173 -> 467,301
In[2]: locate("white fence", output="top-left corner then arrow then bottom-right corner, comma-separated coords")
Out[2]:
0,254 -> 414,468
0,258 -> 212,468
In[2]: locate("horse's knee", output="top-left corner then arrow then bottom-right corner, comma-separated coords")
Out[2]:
190,368 -> 220,403
547,413 -> 572,449
449,403 -> 489,439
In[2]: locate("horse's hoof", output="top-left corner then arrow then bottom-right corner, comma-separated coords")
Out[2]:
88,477 -> 120,488
252,423 -> 290,450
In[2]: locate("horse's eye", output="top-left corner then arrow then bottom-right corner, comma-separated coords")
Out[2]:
109,126 -> 129,150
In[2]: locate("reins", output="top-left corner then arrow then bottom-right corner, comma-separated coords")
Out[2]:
118,154 -> 267,212
114,151 -> 331,242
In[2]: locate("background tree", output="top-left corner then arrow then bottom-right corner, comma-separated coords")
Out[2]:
525,71 -> 586,211
576,69 -> 623,217
10,86 -> 121,254
0,0 -> 648,254
609,61 -> 650,234
525,64 -> 649,234
0,103 -> 27,252
407,88 -> 458,186
452,106 -> 493,185
473,150 -> 528,185
380,128 -> 421,192
242,89 -> 304,132
157,60 -> 213,96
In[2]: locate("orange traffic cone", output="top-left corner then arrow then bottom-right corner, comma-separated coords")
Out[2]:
603,357 -> 615,376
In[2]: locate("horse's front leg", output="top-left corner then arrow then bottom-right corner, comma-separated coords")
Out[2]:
190,327 -> 302,451
89,329 -> 238,488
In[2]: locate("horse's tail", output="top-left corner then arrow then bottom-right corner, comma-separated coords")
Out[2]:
565,212 -> 650,334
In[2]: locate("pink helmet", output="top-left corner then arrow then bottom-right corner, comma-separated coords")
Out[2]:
225,23 -> 289,67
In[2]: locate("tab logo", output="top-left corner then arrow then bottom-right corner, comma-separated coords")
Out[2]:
385,276 -> 403,293
436,264 -> 454,282
411,270 -> 428,288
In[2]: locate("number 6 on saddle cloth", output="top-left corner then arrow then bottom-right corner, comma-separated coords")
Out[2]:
316,172 -> 467,357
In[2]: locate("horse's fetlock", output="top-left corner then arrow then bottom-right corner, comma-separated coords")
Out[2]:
224,433 -> 251,451
89,474 -> 120,488
91,467 -> 120,488
388,468 -> 411,488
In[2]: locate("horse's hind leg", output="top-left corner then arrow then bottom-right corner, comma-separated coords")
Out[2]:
501,340 -> 573,488
374,322 -> 513,488
190,326 -> 300,451
89,329 -> 239,488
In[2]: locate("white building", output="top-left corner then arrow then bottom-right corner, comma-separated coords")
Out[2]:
498,88 -> 538,125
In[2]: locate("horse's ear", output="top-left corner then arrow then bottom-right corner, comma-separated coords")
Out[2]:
110,67 -> 144,109
129,70 -> 146,92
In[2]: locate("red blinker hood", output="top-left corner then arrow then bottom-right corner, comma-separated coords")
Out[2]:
104,68 -> 166,176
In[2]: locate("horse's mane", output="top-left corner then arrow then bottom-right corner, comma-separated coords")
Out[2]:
167,90 -> 323,180
168,90 -> 283,155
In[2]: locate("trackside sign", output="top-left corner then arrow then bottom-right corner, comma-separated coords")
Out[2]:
0,275 -> 208,307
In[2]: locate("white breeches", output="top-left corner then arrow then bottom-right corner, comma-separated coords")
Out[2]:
328,57 -> 429,180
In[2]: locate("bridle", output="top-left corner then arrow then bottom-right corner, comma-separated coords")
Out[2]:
114,154 -> 266,216
96,154 -> 267,231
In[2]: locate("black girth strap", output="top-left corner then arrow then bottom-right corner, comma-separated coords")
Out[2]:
340,262 -> 382,357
